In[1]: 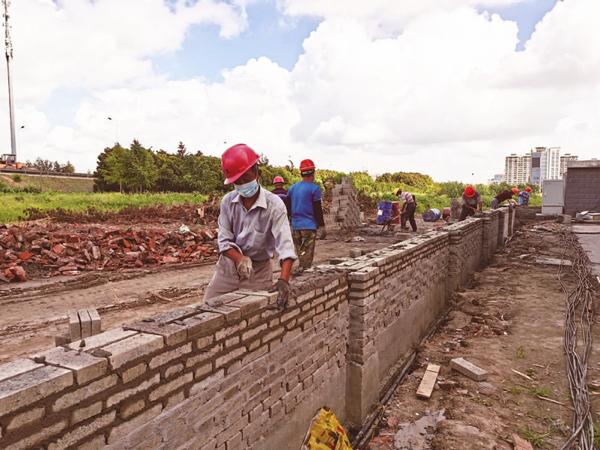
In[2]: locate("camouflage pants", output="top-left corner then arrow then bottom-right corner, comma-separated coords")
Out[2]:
293,230 -> 317,269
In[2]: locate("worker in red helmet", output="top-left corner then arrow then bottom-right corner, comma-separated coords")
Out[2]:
491,187 -> 519,209
287,159 -> 325,271
518,186 -> 532,206
460,185 -> 483,221
271,176 -> 288,198
203,144 -> 296,308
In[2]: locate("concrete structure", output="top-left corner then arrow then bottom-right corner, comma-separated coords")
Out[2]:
0,208 -> 517,450
560,154 -> 578,177
489,174 -> 504,184
542,179 -> 565,215
504,153 -> 531,185
564,160 -> 600,216
540,147 -> 561,182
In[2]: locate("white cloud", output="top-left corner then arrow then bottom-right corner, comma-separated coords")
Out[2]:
1,0 -> 599,183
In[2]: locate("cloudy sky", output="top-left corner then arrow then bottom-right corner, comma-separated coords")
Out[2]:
1,0 -> 598,182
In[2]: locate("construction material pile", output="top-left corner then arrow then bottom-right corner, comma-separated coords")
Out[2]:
0,222 -> 218,283
323,178 -> 362,231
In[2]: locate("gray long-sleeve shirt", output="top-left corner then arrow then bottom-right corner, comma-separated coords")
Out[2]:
217,186 -> 297,262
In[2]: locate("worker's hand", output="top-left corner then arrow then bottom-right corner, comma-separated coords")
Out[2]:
236,256 -> 254,280
269,278 -> 292,310
318,227 -> 327,240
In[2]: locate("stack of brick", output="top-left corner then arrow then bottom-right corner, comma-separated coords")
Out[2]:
324,178 -> 361,231
0,273 -> 349,450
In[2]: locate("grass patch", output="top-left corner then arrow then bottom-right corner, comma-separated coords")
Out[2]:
0,174 -> 94,193
531,386 -> 553,398
594,423 -> 600,448
516,345 -> 526,359
0,192 -> 207,223
519,426 -> 550,448
510,385 -> 527,395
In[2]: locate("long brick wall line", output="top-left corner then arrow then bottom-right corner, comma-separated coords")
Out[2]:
0,208 -> 516,450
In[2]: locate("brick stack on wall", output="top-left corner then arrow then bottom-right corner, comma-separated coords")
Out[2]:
324,178 -> 361,231
0,209 -> 518,450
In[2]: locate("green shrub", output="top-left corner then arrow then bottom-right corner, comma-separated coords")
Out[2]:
11,174 -> 22,183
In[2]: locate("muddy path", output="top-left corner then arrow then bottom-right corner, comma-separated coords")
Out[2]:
365,226 -> 600,450
0,235 -> 398,364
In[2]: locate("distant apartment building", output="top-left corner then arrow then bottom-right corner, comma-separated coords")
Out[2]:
504,153 -> 531,185
489,174 -> 504,184
504,147 -> 574,186
560,153 -> 578,177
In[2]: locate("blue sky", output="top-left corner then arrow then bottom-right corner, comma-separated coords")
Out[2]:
43,1 -> 557,127
153,1 -> 320,81
154,0 -> 558,82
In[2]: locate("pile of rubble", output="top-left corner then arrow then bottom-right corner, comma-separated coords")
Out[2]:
0,223 -> 218,283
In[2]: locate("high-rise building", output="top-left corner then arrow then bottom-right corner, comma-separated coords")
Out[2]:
504,147 -> 576,186
540,147 -> 561,182
560,153 -> 578,177
504,153 -> 531,185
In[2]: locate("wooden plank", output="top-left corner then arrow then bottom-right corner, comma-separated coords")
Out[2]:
512,434 -> 534,450
88,308 -> 102,335
78,309 -> 92,339
416,363 -> 441,399
68,312 -> 81,341
450,357 -> 488,381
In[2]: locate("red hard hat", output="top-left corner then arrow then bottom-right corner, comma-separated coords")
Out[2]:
299,159 -> 316,173
273,176 -> 284,184
464,185 -> 476,198
511,187 -> 519,194
525,186 -> 532,192
221,144 -> 260,185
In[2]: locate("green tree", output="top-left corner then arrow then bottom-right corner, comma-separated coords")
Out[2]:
127,140 -> 158,192
101,145 -> 130,193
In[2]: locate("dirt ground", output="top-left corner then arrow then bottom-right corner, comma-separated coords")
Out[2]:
0,228 -> 407,364
365,224 -> 600,450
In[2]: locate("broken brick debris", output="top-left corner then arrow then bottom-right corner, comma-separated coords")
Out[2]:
0,222 -> 218,283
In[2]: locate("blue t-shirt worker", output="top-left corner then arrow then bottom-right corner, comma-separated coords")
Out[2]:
287,159 -> 325,270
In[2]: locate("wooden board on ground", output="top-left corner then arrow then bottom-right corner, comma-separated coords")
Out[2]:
512,433 -> 534,450
416,363 -> 441,399
450,357 -> 488,381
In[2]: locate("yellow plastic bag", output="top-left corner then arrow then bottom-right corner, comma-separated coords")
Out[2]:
301,407 -> 353,450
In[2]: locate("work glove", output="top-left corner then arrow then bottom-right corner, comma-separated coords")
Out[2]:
318,227 -> 327,240
269,278 -> 292,310
236,256 -> 254,280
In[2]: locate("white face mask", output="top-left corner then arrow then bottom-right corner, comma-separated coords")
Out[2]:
235,179 -> 259,198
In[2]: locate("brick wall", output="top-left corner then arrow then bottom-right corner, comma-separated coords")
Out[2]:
0,212 -> 516,450
564,167 -> 600,215
0,274 -> 349,450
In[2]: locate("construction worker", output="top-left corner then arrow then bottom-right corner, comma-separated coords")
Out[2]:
518,186 -> 532,206
460,185 -> 483,221
396,189 -> 417,232
491,187 -> 519,209
271,176 -> 288,198
287,159 -> 325,271
203,144 -> 296,308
